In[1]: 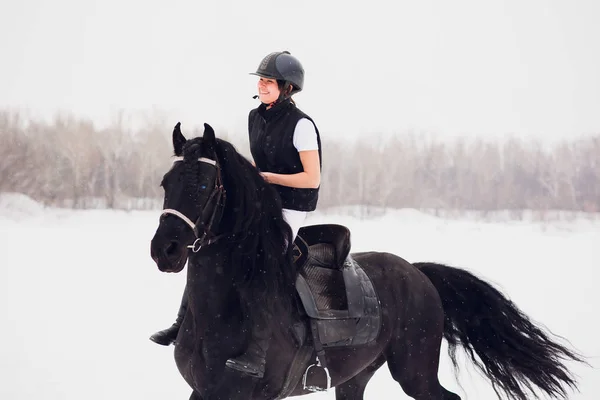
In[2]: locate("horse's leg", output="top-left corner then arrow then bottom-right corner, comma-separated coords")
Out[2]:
384,289 -> 460,400
385,335 -> 459,400
335,355 -> 386,400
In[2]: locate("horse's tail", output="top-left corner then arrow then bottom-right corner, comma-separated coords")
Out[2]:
414,261 -> 586,400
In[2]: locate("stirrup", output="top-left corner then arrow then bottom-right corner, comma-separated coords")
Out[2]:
302,356 -> 331,392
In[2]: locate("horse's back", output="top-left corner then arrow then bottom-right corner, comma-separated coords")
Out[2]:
350,250 -> 444,324
351,250 -> 432,286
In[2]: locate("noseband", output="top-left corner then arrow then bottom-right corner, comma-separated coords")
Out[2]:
161,156 -> 226,253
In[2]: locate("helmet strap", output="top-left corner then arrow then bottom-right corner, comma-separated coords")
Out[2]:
260,82 -> 293,108
276,82 -> 293,102
253,82 -> 294,107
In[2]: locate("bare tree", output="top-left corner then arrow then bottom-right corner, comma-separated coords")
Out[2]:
1,107 -> 598,217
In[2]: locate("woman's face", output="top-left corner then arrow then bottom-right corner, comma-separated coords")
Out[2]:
257,77 -> 280,104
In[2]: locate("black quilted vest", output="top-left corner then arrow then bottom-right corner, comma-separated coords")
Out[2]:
248,99 -> 322,211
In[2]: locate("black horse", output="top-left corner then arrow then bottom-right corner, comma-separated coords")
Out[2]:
150,123 -> 585,400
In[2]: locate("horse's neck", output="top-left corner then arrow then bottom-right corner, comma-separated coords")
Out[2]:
185,253 -> 241,326
185,243 -> 298,337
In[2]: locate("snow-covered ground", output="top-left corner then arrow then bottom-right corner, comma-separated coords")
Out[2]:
1,194 -> 598,399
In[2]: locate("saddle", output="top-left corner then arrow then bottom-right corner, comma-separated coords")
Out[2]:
292,224 -> 381,347
274,224 -> 382,396
274,224 -> 382,397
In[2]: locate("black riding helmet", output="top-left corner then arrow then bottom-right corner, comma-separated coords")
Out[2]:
250,51 -> 304,97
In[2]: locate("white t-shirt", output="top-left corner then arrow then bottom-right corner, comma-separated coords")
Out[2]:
283,119 -> 319,226
293,118 -> 319,152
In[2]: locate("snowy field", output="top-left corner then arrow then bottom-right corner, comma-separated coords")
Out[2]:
1,194 -> 598,399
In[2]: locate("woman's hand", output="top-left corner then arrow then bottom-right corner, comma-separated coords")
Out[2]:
259,153 -> 320,189
260,172 -> 274,183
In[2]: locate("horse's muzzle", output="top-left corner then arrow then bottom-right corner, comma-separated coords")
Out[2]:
150,235 -> 188,273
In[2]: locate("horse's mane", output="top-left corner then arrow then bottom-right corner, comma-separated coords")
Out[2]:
184,137 -> 297,317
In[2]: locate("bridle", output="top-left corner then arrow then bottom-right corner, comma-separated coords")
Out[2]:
161,156 -> 226,253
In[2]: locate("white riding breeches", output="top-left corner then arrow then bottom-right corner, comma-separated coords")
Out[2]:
282,208 -> 307,241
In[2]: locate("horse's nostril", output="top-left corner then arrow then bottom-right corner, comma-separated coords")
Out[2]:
165,241 -> 179,257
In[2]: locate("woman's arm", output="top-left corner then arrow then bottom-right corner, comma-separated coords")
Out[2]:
261,150 -> 320,189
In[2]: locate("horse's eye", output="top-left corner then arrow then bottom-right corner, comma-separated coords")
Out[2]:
200,185 -> 207,190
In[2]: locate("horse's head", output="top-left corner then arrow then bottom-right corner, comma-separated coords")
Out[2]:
150,122 -> 225,273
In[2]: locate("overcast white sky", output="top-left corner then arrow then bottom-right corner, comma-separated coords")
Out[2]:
1,0 -> 599,142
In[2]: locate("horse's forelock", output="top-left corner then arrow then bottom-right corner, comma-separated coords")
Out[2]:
182,138 -> 206,159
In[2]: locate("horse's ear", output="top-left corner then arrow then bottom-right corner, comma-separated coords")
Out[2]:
203,123 -> 216,145
173,122 -> 186,156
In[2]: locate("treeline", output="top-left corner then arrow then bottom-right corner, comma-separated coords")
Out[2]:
1,110 -> 599,212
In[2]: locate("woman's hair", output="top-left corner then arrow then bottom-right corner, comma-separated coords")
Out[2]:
277,80 -> 296,104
